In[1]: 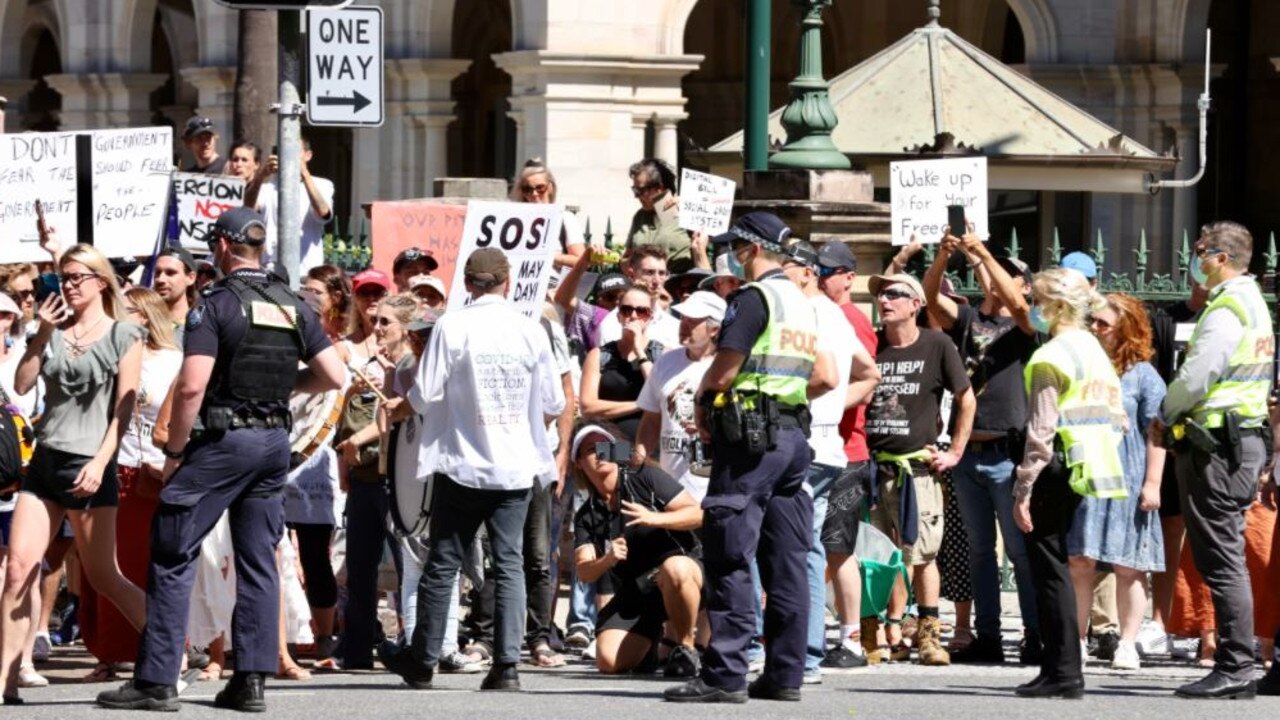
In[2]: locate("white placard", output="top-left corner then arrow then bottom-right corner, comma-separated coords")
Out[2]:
172,172 -> 247,251
447,201 -> 562,318
89,127 -> 173,258
889,157 -> 988,246
678,168 -> 736,235
306,6 -> 385,127
0,132 -> 78,262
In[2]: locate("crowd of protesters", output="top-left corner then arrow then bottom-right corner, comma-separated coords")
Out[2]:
0,118 -> 1277,706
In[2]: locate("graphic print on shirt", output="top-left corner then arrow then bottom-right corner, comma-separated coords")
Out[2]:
476,351 -> 534,426
661,379 -> 698,455
867,358 -> 922,437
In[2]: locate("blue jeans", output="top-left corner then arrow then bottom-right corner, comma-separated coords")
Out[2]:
951,445 -> 1038,638
805,463 -> 839,672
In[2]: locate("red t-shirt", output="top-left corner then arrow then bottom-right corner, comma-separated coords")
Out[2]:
838,303 -> 877,462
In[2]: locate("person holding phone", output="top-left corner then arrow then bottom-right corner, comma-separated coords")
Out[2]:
0,244 -> 146,705
244,138 -> 334,276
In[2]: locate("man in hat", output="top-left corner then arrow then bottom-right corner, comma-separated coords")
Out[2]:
180,117 -> 227,175
98,207 -> 344,712
152,246 -> 198,346
410,274 -> 447,311
393,247 -> 440,293
1061,251 -> 1099,288
923,232 -> 1042,665
664,211 -> 819,703
380,248 -> 566,693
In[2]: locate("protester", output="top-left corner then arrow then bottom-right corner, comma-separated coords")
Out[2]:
225,141 -> 262,182
1011,267 -> 1126,699
580,285 -> 662,440
699,255 -> 744,300
152,247 -> 197,344
301,264 -> 354,343
625,159 -> 690,273
0,264 -> 38,329
1060,252 -> 1099,287
511,158 -> 588,269
181,117 -> 228,174
0,244 -> 147,705
665,269 -> 712,305
598,245 -> 680,348
409,275 -> 447,311
245,137 -> 335,275
392,248 -> 439,293
555,247 -> 630,352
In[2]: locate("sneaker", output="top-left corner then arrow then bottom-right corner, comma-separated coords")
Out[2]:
439,650 -> 485,674
663,645 -> 701,679
747,644 -> 766,673
1134,621 -> 1167,658
582,639 -> 597,661
1110,641 -> 1141,671
1092,631 -> 1120,661
17,665 -> 47,688
1080,639 -> 1089,668
31,633 -> 51,663
1169,635 -> 1200,660
802,668 -> 822,685
564,627 -> 591,650
820,645 -> 868,670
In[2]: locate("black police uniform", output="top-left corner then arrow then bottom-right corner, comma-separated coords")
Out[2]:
132,267 -> 330,686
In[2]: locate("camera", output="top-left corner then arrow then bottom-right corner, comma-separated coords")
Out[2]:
595,440 -> 633,464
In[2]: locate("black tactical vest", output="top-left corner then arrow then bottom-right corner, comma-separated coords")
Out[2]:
205,274 -> 306,412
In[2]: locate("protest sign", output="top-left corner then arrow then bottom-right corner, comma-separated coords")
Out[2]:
889,156 -> 988,246
0,132 -> 78,262
447,201 -> 561,318
173,172 -> 246,251
678,168 -> 735,235
89,127 -> 173,258
370,201 -> 467,293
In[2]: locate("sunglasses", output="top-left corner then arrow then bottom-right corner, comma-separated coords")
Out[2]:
1194,246 -> 1230,259
631,185 -> 656,197
12,289 -> 33,300
373,317 -> 400,328
618,304 -> 653,319
877,288 -> 916,302
1090,316 -> 1114,330
520,183 -> 549,196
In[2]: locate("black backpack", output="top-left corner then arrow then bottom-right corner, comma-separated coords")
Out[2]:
0,405 -> 33,496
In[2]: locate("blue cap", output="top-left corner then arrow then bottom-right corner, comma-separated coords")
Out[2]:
1060,251 -> 1097,280
711,211 -> 792,254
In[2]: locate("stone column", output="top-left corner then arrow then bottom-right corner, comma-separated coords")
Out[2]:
0,79 -> 36,132
178,65 -> 236,131
42,72 -> 168,130
653,113 -> 685,168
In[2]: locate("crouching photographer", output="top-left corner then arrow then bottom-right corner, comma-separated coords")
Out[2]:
571,424 -> 705,677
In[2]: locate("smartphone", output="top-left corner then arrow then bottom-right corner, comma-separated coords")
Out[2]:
947,205 -> 966,238
271,145 -> 279,157
596,441 -> 633,464
33,199 -> 47,236
33,273 -> 60,304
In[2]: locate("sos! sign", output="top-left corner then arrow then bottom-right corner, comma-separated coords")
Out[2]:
447,201 -> 563,317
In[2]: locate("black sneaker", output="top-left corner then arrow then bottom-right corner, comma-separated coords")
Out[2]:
950,635 -> 1006,664
820,645 -> 869,669
96,680 -> 180,712
480,663 -> 520,691
747,675 -> 801,702
377,640 -> 434,689
663,645 -> 701,678
1259,667 -> 1280,696
1019,630 -> 1043,666
214,672 -> 266,713
664,678 -> 748,704
1091,632 -> 1120,661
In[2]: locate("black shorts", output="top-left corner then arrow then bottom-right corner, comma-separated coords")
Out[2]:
821,461 -> 868,555
21,445 -> 119,511
598,557 -> 704,641
1158,457 -> 1181,518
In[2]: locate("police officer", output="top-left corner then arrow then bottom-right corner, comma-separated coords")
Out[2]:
98,207 -> 344,712
664,212 -> 818,704
1153,221 -> 1273,699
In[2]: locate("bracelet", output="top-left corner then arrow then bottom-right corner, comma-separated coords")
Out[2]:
161,444 -> 185,460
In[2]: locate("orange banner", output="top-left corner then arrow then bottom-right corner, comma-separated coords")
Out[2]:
370,201 -> 467,294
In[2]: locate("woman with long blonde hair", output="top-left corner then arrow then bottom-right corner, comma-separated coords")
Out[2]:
511,158 -> 588,270
0,244 -> 146,703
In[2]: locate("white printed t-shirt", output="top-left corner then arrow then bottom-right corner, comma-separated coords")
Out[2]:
635,347 -> 712,501
808,294 -> 864,468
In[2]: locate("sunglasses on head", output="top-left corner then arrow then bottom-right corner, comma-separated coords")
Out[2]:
618,304 -> 652,319
878,288 -> 915,301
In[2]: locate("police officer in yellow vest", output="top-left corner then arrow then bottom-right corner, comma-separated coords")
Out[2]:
664,212 -> 819,704
1153,221 -> 1273,700
1011,267 -> 1126,699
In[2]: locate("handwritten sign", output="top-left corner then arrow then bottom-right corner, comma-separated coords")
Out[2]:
678,169 -> 735,235
173,172 -> 246,251
888,157 -> 988,246
370,201 -> 467,294
90,127 -> 173,258
0,132 -> 78,262
447,201 -> 562,318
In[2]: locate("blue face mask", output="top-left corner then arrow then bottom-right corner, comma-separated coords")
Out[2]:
1029,306 -> 1051,334
1189,256 -> 1210,286
727,248 -> 747,279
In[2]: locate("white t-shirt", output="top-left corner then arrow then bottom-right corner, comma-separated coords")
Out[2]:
808,294 -> 864,468
257,177 -> 335,276
541,317 -> 573,454
118,348 -> 183,468
597,306 -> 680,350
635,348 -> 713,501
0,339 -> 43,420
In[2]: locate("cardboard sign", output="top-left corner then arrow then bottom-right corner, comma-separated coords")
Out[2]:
173,172 -> 246,251
0,132 -> 78,262
370,201 -> 467,294
447,201 -> 562,318
889,157 -> 988,246
89,127 -> 173,258
678,168 -> 736,235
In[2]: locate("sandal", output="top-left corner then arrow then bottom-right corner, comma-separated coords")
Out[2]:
199,661 -> 223,681
948,629 -> 975,653
276,664 -> 312,681
83,663 -> 119,683
530,643 -> 566,668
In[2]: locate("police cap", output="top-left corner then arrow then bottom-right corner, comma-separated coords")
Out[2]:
206,207 -> 267,247
711,211 -> 792,255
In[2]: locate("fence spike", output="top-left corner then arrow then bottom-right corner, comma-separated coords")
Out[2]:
1008,227 -> 1021,263
1049,227 -> 1062,265
1092,228 -> 1106,269
1135,229 -> 1148,293
583,217 -> 593,247
1266,231 -> 1279,278
1178,229 -> 1191,292
605,218 -> 615,248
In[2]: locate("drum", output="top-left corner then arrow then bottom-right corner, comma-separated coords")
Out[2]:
289,389 -> 344,467
386,417 -> 433,538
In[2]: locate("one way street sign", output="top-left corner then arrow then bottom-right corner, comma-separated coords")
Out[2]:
306,5 -> 383,127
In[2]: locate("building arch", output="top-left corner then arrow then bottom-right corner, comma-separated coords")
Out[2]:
1003,0 -> 1057,62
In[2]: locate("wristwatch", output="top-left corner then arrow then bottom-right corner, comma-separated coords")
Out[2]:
161,444 -> 185,460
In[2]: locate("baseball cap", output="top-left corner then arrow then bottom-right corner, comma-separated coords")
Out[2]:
784,239 -> 819,270
939,276 -> 969,305
351,268 -> 391,294
868,273 -> 925,300
995,256 -> 1033,285
464,248 -> 509,289
594,273 -> 630,297
206,207 -> 267,246
394,247 -> 439,274
158,245 -> 197,273
406,308 -> 443,334
711,211 -> 792,254
182,116 -> 216,140
0,293 -> 21,318
410,274 -> 447,299
571,424 -> 617,460
671,290 -> 726,323
817,241 -> 857,274
1060,251 -> 1097,280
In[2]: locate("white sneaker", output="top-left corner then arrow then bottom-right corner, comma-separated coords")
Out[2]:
1110,641 -> 1141,671
1135,621 -> 1167,657
31,632 -> 51,663
17,664 -> 47,688
1080,639 -> 1089,668
1169,635 -> 1200,660
803,668 -> 822,684
582,638 -> 597,660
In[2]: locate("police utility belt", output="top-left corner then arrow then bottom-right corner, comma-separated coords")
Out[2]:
700,390 -> 810,456
197,405 -> 293,435
1161,412 -> 1266,473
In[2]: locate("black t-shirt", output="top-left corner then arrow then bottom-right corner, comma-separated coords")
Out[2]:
185,268 -> 331,413
184,157 -> 229,175
717,270 -> 786,355
867,328 -> 971,455
573,465 -> 700,582
596,340 -> 651,440
949,304 -> 1037,434
1151,301 -> 1200,382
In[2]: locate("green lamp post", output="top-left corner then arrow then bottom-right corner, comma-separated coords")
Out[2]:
769,0 -> 851,169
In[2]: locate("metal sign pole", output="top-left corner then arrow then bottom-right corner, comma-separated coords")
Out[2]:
277,9 -> 303,289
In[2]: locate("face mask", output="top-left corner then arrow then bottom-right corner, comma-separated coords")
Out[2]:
727,248 -> 747,279
1190,255 -> 1211,286
1029,306 -> 1051,334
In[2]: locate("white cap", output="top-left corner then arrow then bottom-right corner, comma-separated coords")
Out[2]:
570,424 -> 617,460
671,290 -> 726,323
409,274 -> 446,298
0,293 -> 20,318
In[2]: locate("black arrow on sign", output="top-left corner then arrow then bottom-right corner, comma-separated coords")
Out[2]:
316,91 -> 371,113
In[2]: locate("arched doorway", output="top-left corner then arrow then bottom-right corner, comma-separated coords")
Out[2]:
22,25 -> 61,131
448,0 -> 515,179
